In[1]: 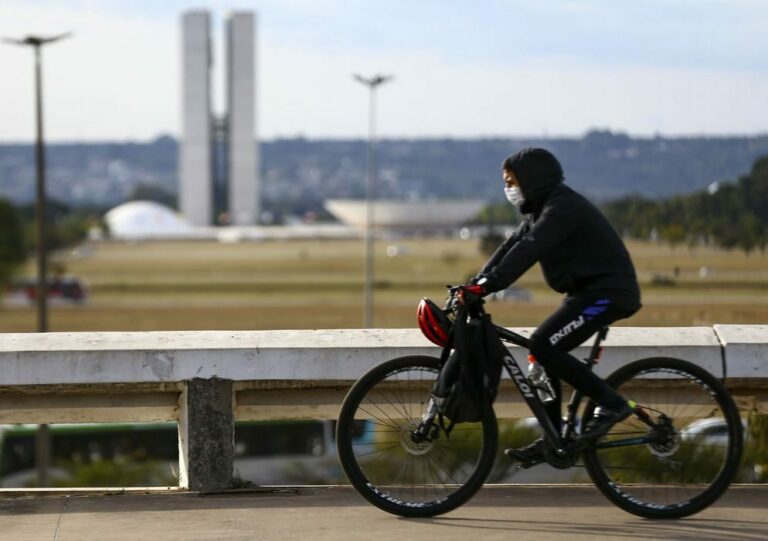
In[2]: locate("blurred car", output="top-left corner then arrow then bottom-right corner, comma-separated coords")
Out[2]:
680,418 -> 746,446
5,277 -> 88,305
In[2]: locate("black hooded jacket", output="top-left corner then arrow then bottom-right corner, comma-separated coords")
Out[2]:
477,175 -> 641,310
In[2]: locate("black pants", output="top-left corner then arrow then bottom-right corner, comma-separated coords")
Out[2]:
528,291 -> 639,432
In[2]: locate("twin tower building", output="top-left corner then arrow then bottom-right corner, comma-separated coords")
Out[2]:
180,10 -> 260,226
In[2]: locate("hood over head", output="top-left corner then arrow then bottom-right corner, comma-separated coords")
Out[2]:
502,147 -> 564,214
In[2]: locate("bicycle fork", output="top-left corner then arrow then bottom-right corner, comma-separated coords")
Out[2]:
412,397 -> 440,442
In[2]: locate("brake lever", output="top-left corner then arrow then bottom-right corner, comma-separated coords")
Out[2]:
444,284 -> 461,309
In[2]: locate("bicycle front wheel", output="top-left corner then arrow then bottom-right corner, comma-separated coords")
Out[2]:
583,357 -> 743,518
336,355 -> 498,517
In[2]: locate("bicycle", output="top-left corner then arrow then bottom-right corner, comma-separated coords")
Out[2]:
336,286 -> 744,519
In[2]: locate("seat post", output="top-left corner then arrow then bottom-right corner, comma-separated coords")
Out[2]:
586,327 -> 610,366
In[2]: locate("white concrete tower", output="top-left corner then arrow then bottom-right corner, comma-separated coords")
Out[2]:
226,12 -> 259,225
180,11 -> 213,226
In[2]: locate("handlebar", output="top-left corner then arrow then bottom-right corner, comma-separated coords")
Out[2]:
443,284 -> 485,312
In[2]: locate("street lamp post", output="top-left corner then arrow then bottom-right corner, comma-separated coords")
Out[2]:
353,74 -> 392,328
4,32 -> 71,488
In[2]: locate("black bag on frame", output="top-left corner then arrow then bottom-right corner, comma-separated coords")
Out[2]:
431,306 -> 505,434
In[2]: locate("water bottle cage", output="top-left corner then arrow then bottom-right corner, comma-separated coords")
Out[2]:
528,362 -> 556,404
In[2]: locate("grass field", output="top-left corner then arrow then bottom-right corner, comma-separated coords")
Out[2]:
1,237 -> 767,332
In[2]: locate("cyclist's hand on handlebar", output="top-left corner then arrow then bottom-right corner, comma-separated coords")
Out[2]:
461,284 -> 487,296
445,281 -> 487,307
455,283 -> 487,305
464,276 -> 490,297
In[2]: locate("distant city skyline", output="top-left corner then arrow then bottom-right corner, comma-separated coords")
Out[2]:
1,0 -> 767,141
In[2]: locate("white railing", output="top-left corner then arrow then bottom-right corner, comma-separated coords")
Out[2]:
0,325 -> 765,490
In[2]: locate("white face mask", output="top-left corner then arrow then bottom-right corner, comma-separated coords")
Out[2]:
504,186 -> 525,207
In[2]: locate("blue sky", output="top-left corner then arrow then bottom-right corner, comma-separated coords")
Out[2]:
1,0 -> 766,140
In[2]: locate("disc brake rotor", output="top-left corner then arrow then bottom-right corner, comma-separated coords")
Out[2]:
647,416 -> 681,457
400,421 -> 434,455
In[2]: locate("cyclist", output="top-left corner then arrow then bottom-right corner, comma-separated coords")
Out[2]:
464,147 -> 641,468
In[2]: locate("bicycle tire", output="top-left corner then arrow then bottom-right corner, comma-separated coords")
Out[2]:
582,357 -> 743,519
336,355 -> 498,517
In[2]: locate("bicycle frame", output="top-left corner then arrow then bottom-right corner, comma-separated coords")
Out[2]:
494,322 -> 667,459
493,324 -> 608,452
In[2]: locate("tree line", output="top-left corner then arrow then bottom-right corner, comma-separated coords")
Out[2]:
602,156 -> 768,254
0,201 -> 97,288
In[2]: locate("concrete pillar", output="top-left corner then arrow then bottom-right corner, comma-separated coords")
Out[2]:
178,378 -> 234,490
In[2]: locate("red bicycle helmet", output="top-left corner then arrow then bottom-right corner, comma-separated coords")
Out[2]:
417,298 -> 452,347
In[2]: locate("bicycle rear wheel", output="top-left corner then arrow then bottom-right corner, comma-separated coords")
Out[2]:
336,355 -> 498,517
583,357 -> 743,518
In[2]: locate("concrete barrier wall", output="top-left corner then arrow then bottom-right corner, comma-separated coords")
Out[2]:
715,324 -> 768,378
0,326 -> 749,385
0,325 -> 765,490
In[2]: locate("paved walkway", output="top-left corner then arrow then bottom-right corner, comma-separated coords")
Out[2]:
0,485 -> 765,541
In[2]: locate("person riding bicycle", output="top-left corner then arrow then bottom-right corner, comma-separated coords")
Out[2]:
464,147 -> 642,468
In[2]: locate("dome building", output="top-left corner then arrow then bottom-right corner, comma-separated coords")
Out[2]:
324,199 -> 485,233
104,201 -> 195,240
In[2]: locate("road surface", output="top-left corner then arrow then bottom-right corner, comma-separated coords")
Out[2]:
0,485 -> 765,541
